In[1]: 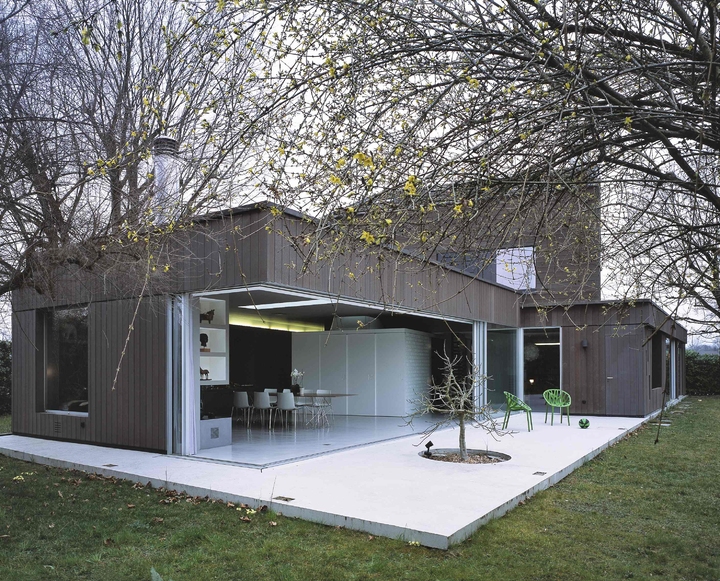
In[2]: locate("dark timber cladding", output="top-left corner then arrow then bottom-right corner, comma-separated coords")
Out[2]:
170,205 -> 521,326
11,297 -> 167,452
521,301 -> 686,417
263,207 -> 521,326
11,206 -> 521,326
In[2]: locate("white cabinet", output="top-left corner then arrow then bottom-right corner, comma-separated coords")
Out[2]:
198,297 -> 228,385
347,334 -> 376,415
292,329 -> 431,417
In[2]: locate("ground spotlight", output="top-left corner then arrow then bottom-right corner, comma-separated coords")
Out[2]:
424,441 -> 434,457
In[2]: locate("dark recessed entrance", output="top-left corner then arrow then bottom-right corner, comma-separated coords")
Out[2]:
523,328 -> 560,410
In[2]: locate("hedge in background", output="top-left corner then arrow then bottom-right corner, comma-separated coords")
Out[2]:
686,350 -> 720,396
0,340 -> 9,415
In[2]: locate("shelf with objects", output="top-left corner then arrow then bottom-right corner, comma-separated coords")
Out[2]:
198,296 -> 231,449
198,297 -> 229,386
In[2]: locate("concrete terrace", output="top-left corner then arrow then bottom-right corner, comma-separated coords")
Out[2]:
0,412 -> 652,549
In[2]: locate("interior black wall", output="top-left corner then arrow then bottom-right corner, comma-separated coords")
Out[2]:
229,326 -> 292,390
523,328 -> 560,395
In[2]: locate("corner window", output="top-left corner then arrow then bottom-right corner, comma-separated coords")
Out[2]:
44,306 -> 89,414
496,247 -> 536,291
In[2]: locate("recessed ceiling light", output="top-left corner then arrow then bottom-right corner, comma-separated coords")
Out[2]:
238,298 -> 332,310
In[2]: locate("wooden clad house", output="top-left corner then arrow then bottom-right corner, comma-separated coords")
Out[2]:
10,200 -> 686,456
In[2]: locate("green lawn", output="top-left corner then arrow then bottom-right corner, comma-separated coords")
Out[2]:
0,414 -> 10,434
1,398 -> 719,581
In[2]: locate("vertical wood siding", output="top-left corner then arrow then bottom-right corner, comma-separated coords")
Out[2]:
265,214 -> 521,326
561,326 -> 606,416
87,297 -> 167,450
604,326 -> 645,416
11,310 -> 37,435
11,297 -> 167,451
12,208 -> 520,327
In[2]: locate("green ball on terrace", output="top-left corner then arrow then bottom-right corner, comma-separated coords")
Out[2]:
579,418 -> 590,429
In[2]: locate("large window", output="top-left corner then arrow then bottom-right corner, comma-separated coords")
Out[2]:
44,306 -> 89,413
496,247 -> 536,291
487,327 -> 518,406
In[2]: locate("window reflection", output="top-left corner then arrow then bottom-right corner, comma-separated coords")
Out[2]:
45,307 -> 88,413
523,328 -> 560,398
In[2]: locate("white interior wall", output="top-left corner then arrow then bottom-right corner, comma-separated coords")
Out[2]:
292,329 -> 431,417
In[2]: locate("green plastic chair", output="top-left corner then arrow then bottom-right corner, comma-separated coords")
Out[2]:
502,391 -> 533,431
543,389 -> 571,425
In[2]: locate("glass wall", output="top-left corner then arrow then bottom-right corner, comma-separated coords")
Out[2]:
486,327 -> 518,406
523,328 -> 560,409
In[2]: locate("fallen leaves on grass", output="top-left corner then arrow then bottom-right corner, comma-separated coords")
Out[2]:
86,473 -> 118,483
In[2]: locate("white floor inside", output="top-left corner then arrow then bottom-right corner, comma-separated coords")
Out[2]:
196,415 -> 450,467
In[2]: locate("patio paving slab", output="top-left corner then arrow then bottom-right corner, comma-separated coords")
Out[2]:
0,413 -> 647,549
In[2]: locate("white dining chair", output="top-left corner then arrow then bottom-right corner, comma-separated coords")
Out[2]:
314,389 -> 333,427
252,391 -> 273,427
264,388 -> 278,406
275,391 -> 298,429
295,392 -> 312,424
231,391 -> 251,426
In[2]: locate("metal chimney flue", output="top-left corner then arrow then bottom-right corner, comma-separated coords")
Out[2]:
152,136 -> 180,222
154,136 -> 179,157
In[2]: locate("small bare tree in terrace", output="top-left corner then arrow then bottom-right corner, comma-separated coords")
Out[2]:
412,350 -> 502,462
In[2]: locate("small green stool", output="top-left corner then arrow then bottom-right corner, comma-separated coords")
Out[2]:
543,389 -> 571,425
502,391 -> 533,431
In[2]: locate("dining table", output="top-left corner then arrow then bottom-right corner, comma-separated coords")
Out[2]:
296,391 -> 356,427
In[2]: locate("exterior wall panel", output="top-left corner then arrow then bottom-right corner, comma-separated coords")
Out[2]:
11,310 -> 36,435
604,326 -> 645,417
522,301 -> 685,417
12,208 -> 520,327
11,297 -> 167,451
560,326 -> 605,416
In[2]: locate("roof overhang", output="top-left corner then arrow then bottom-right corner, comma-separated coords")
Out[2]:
194,284 -> 477,327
